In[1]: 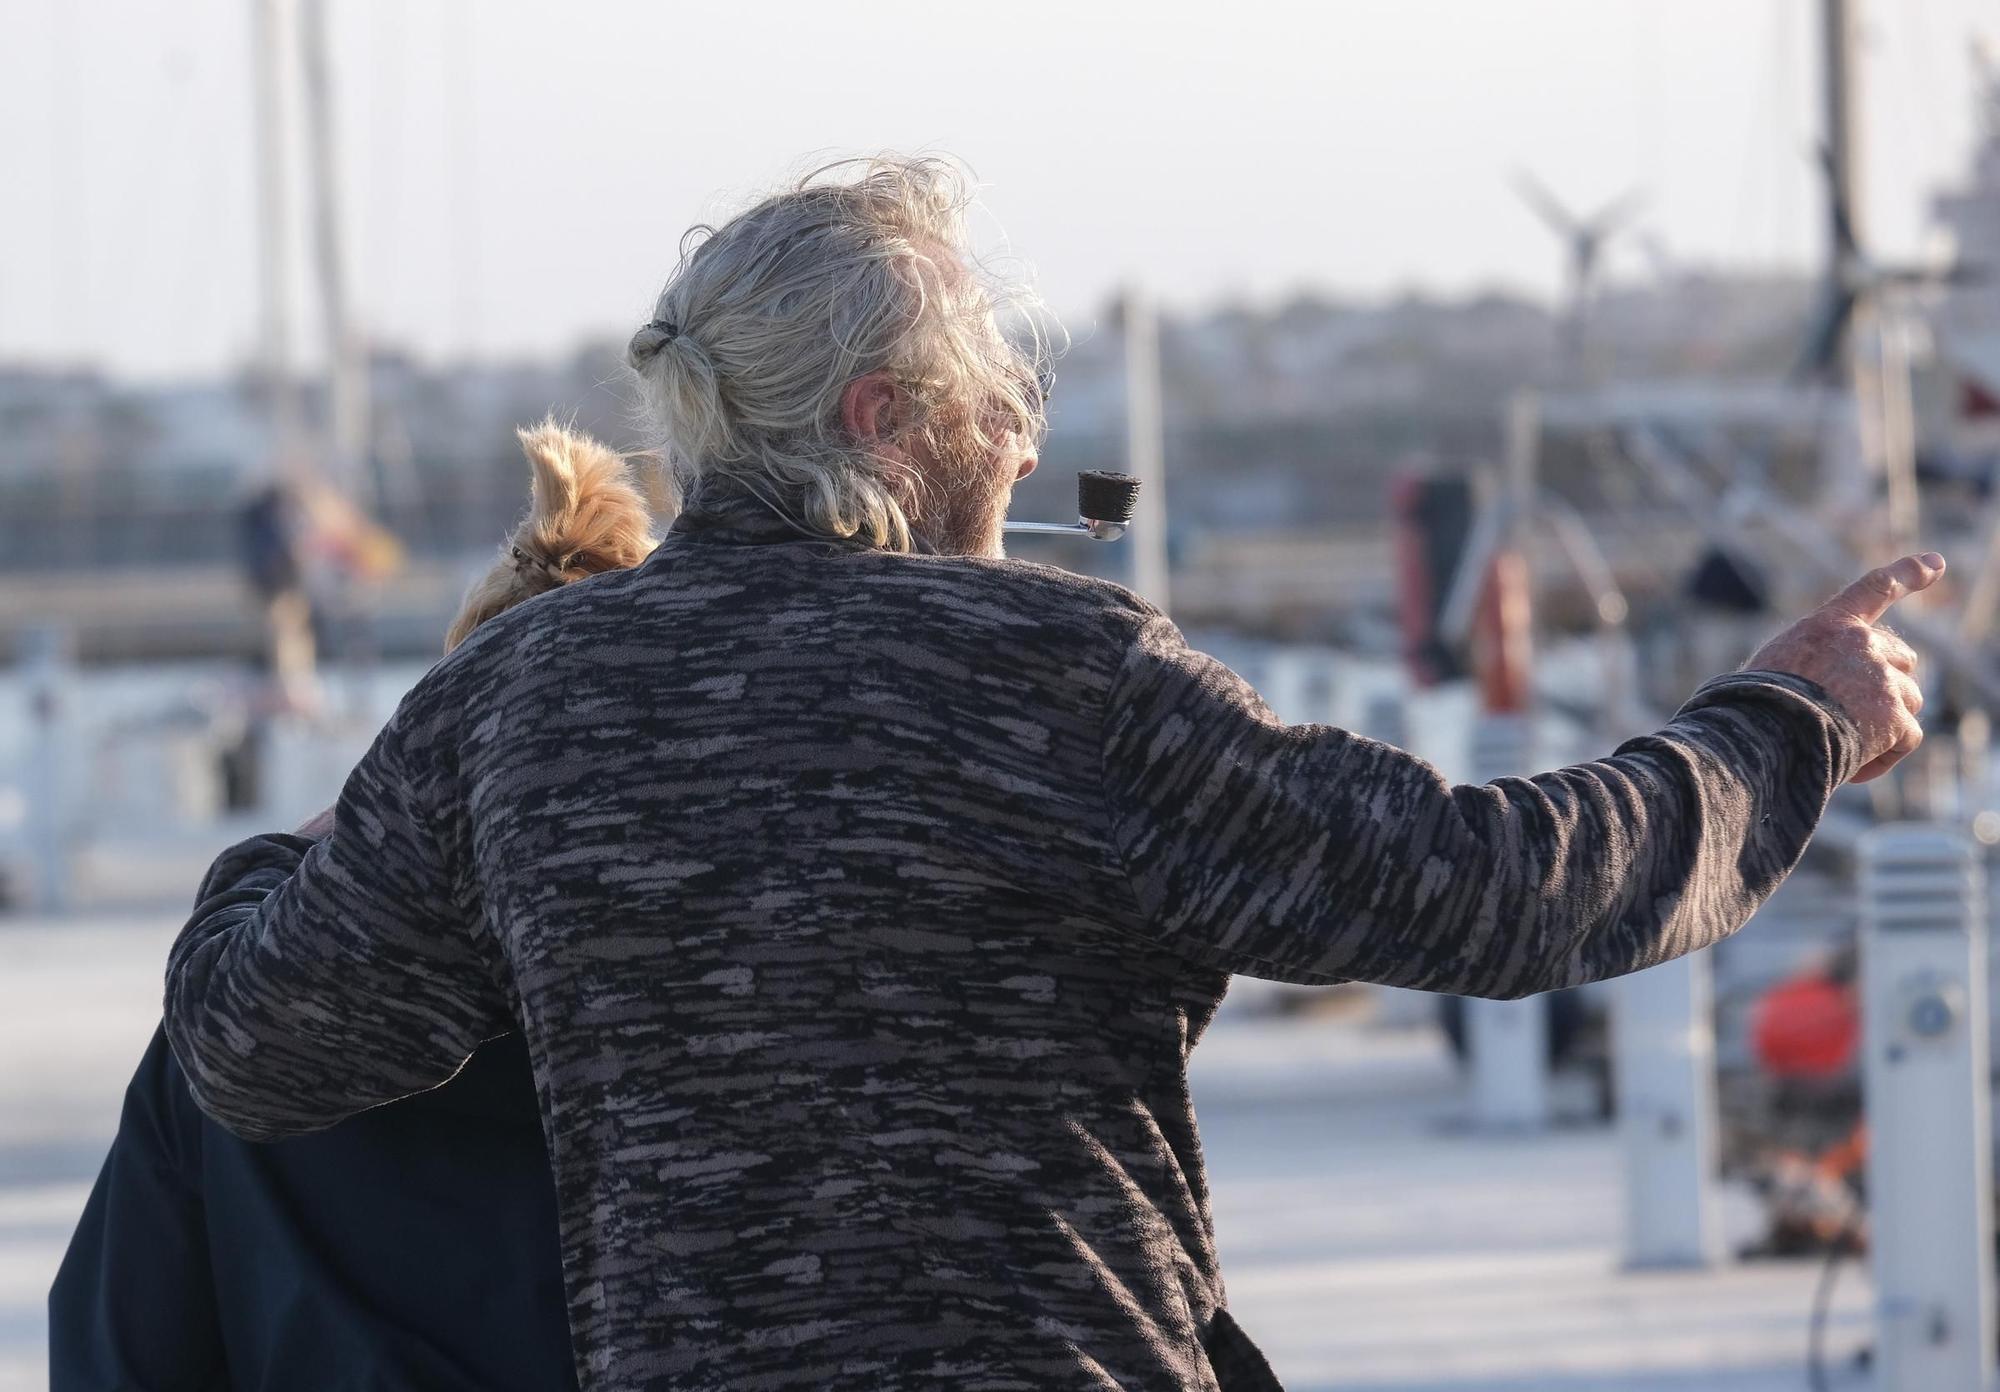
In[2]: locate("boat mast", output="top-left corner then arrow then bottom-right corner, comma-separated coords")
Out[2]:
250,0 -> 307,488
299,0 -> 372,507
1821,0 -> 1866,379
1817,0 -> 1921,558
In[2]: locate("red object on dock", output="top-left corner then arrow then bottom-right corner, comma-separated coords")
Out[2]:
1752,974 -> 1860,1080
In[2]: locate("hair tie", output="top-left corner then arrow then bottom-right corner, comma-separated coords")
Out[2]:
628,317 -> 683,369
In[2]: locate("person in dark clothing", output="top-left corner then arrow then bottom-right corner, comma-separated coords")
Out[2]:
52,422 -> 657,1390
163,158 -> 1937,1391
49,1029 -> 574,1392
237,484 -> 306,604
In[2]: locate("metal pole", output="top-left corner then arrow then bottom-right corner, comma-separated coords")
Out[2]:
1819,0 -> 1879,522
1464,391 -> 1549,1129
1877,309 -> 1921,562
1858,825 -> 1995,1392
1822,0 -> 1865,363
299,0 -> 372,506
1613,952 -> 1719,1268
1123,288 -> 1169,611
1440,395 -> 1540,649
250,0 -> 306,486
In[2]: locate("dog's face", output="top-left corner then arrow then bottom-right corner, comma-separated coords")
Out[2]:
445,422 -> 660,652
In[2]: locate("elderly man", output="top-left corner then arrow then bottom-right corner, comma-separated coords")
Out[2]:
165,156 -> 1935,1391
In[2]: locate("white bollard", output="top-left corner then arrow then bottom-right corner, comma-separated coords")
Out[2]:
1464,712 -> 1550,1129
1613,951 -> 1719,1268
21,625 -> 77,914
1858,826 -> 1995,1392
1465,993 -> 1548,1129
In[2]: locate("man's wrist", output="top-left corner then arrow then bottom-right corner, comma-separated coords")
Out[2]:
1693,668 -> 1866,784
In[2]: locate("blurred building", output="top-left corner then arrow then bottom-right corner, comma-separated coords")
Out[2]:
3,270 -> 1826,659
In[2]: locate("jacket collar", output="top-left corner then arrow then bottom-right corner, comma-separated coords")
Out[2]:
665,482 -> 936,554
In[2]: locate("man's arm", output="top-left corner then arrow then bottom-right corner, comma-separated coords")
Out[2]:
1099,555 -> 1938,997
163,700 -> 507,1141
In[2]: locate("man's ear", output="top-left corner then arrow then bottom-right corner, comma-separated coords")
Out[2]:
840,371 -> 907,450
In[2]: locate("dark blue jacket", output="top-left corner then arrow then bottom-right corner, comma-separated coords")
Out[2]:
49,1026 -> 576,1391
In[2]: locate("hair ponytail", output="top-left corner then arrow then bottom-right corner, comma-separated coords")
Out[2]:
627,316 -> 733,517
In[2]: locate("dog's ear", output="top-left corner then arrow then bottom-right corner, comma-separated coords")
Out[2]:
518,419 -> 594,527
516,417 -> 659,580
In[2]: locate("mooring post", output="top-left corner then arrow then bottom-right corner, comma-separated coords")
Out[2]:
1464,711 -> 1549,1129
1858,824 -> 1994,1392
1613,949 -> 1719,1268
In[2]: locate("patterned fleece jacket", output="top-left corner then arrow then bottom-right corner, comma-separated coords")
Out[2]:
165,502 -> 1859,1391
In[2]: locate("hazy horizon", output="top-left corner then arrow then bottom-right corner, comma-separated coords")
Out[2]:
2,0 -> 1992,382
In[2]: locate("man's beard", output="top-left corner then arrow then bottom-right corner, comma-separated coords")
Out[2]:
908,415 -> 1013,558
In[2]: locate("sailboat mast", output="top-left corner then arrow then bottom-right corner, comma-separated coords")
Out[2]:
1817,0 -> 1886,530
1821,0 -> 1866,360
299,0 -> 371,507
251,0 -> 306,486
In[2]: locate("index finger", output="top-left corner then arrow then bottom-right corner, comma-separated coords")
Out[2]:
1822,552 -> 1945,625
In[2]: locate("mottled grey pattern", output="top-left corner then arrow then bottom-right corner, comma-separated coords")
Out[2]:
165,504 -> 1859,1391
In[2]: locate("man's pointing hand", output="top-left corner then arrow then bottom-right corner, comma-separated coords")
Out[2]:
1742,552 -> 1945,784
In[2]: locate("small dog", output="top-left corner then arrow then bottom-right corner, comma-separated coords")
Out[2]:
446,418 -> 662,651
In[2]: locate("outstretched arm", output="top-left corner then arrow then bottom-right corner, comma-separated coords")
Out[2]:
1100,555 -> 1938,997
163,700 -> 507,1141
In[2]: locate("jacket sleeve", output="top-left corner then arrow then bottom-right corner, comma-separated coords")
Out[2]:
163,699 -> 508,1141
1098,615 -> 1861,996
48,1026 -> 225,1392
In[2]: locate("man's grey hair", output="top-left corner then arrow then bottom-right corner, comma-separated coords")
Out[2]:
627,156 -> 1051,552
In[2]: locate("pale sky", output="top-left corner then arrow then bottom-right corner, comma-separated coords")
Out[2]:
1,0 -> 1993,380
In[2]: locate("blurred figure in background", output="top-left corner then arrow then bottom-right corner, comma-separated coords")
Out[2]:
49,421 -> 657,1392
235,481 -> 318,720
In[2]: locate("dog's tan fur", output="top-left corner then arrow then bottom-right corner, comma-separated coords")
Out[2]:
445,418 -> 662,652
